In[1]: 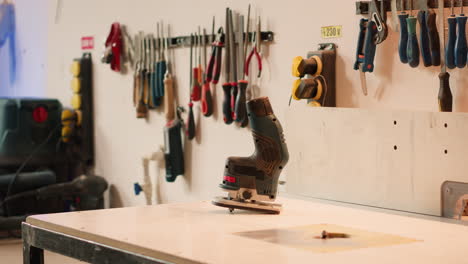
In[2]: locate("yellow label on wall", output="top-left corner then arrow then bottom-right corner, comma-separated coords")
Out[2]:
321,26 -> 342,39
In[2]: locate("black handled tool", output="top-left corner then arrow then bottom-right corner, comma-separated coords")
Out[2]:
186,34 -> 196,139
426,7 -> 441,66
438,0 -> 453,112
398,0 -> 409,63
417,0 -> 432,66
222,8 -> 233,124
455,0 -> 467,68
446,0 -> 457,69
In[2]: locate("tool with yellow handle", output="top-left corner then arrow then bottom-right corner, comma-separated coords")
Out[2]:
291,44 -> 335,107
292,78 -> 323,102
292,56 -> 322,78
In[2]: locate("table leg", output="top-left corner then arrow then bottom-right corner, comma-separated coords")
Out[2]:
23,242 -> 44,264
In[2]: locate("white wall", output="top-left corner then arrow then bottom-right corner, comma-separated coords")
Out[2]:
46,0 -> 468,208
0,0 -> 47,97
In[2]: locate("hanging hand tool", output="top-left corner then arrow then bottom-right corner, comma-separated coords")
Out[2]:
235,15 -> 248,124
236,5 -> 251,128
164,25 -> 175,121
398,0 -> 409,63
147,34 -> 156,108
143,36 -> 150,106
426,2 -> 441,66
191,32 -> 202,102
245,16 -> 262,78
186,34 -> 196,139
354,0 -> 387,95
447,0 -> 457,69
418,0 -> 441,67
155,22 -> 166,106
407,0 -> 420,67
133,34 -> 141,107
230,10 -> 239,121
222,8 -> 233,125
202,26 -> 215,117
151,24 -> 161,107
438,0 -> 453,112
206,27 -> 223,84
455,0 -> 467,68
417,0 -> 433,66
137,32 -> 149,118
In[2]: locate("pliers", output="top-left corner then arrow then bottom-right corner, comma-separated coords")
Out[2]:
206,27 -> 224,84
245,17 -> 262,78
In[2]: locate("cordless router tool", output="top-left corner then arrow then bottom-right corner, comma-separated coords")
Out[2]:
212,97 -> 289,214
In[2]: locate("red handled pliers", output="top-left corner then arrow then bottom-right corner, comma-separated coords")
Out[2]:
244,17 -> 262,78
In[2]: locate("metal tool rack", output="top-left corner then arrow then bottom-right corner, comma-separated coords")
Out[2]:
167,31 -> 274,48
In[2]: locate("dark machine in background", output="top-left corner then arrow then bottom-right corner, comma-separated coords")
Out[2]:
0,53 -> 107,234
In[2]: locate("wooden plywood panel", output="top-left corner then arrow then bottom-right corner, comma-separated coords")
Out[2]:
285,105 -> 468,216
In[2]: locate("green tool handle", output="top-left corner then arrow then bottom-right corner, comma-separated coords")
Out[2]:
407,16 -> 420,68
438,72 -> 453,112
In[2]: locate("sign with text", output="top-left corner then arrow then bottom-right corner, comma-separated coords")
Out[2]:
321,26 -> 342,39
81,36 -> 94,50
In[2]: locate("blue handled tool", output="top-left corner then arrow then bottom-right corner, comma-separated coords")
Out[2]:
407,0 -> 420,68
398,0 -> 409,63
446,0 -> 457,69
353,0 -> 387,96
455,0 -> 467,68
417,0 -> 432,66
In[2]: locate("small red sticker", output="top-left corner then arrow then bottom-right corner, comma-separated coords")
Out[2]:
81,36 -> 94,50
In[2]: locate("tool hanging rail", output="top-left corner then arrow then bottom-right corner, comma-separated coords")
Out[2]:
167,31 -> 274,48
356,0 -> 468,14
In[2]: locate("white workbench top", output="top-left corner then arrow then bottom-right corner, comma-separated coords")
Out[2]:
27,197 -> 468,264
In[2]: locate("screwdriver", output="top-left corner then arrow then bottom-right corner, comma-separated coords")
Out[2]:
201,27 -> 214,117
417,0 -> 432,66
230,10 -> 238,121
398,0 -> 409,63
191,32 -> 201,102
158,22 -> 167,103
407,0 -> 420,68
426,4 -> 440,66
186,34 -> 196,140
446,0 -> 457,69
455,0 -> 467,68
235,14 -> 247,124
438,0 -> 453,112
222,8 -> 233,125
164,25 -> 175,122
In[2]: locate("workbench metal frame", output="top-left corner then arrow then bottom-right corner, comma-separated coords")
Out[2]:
22,222 -> 171,264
